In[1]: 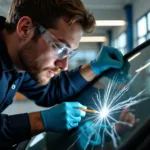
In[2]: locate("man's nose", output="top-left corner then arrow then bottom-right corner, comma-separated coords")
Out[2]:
54,57 -> 69,71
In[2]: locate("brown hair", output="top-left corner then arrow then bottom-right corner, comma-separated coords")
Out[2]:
5,0 -> 95,34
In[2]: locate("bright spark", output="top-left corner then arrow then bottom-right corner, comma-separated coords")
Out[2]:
68,72 -> 149,150
99,107 -> 109,119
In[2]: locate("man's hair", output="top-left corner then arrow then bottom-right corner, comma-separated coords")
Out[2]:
5,0 -> 95,34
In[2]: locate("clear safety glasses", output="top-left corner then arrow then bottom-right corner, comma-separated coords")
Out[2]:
34,22 -> 77,60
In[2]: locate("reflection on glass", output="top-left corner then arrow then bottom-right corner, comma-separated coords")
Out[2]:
29,133 -> 45,147
136,62 -> 150,73
128,52 -> 141,62
137,16 -> 147,37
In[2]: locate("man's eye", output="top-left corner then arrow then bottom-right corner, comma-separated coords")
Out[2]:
55,44 -> 69,53
55,44 -> 64,49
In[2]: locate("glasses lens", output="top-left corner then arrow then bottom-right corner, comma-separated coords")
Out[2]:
53,43 -> 76,60
68,50 -> 77,59
40,27 -> 76,60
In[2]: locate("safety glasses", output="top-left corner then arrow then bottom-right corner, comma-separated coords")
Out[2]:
34,22 -> 77,60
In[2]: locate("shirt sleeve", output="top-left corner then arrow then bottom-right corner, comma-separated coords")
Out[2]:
0,113 -> 31,148
18,67 -> 89,107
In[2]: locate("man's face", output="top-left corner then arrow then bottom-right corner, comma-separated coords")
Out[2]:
18,18 -> 83,86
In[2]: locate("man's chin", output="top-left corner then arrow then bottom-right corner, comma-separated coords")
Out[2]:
31,74 -> 51,86
38,77 -> 51,86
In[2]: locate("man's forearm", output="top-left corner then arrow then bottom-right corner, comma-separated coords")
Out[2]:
80,64 -> 97,82
29,112 -> 45,136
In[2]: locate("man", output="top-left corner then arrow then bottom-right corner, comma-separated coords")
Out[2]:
0,0 -> 129,149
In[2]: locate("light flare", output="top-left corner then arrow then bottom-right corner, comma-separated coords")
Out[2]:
99,107 -> 109,119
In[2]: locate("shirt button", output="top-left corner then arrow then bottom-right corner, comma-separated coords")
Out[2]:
11,84 -> 16,90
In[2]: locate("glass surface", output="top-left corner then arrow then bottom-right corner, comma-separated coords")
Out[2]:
72,41 -> 150,150
26,41 -> 150,150
137,16 -> 147,37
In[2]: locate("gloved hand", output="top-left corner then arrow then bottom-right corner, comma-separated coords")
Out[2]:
90,46 -> 124,75
40,102 -> 87,132
72,121 -> 101,150
104,60 -> 130,83
72,121 -> 110,150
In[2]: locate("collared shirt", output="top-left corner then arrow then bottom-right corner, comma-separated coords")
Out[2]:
0,16 -> 88,148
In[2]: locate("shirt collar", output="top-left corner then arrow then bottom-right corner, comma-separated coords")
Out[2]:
0,16 -> 17,73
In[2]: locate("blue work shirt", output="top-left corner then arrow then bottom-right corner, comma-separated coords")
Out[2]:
0,16 -> 88,148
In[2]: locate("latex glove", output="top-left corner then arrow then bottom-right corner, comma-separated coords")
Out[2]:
73,121 -> 101,150
104,60 -> 130,83
90,46 -> 124,75
72,121 -> 110,150
40,102 -> 87,132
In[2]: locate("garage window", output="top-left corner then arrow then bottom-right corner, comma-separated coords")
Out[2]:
137,12 -> 150,45
113,32 -> 127,55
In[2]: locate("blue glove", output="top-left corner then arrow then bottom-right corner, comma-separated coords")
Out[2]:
40,102 -> 87,132
73,121 -> 110,150
104,60 -> 130,83
73,121 -> 101,150
90,46 -> 124,75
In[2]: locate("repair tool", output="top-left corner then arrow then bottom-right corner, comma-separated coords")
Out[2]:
78,108 -> 99,114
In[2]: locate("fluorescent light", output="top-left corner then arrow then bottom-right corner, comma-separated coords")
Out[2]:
29,133 -> 44,147
128,52 -> 141,62
96,20 -> 126,26
136,62 -> 150,73
80,36 -> 107,42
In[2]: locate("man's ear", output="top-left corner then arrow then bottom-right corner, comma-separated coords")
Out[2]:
16,16 -> 34,41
